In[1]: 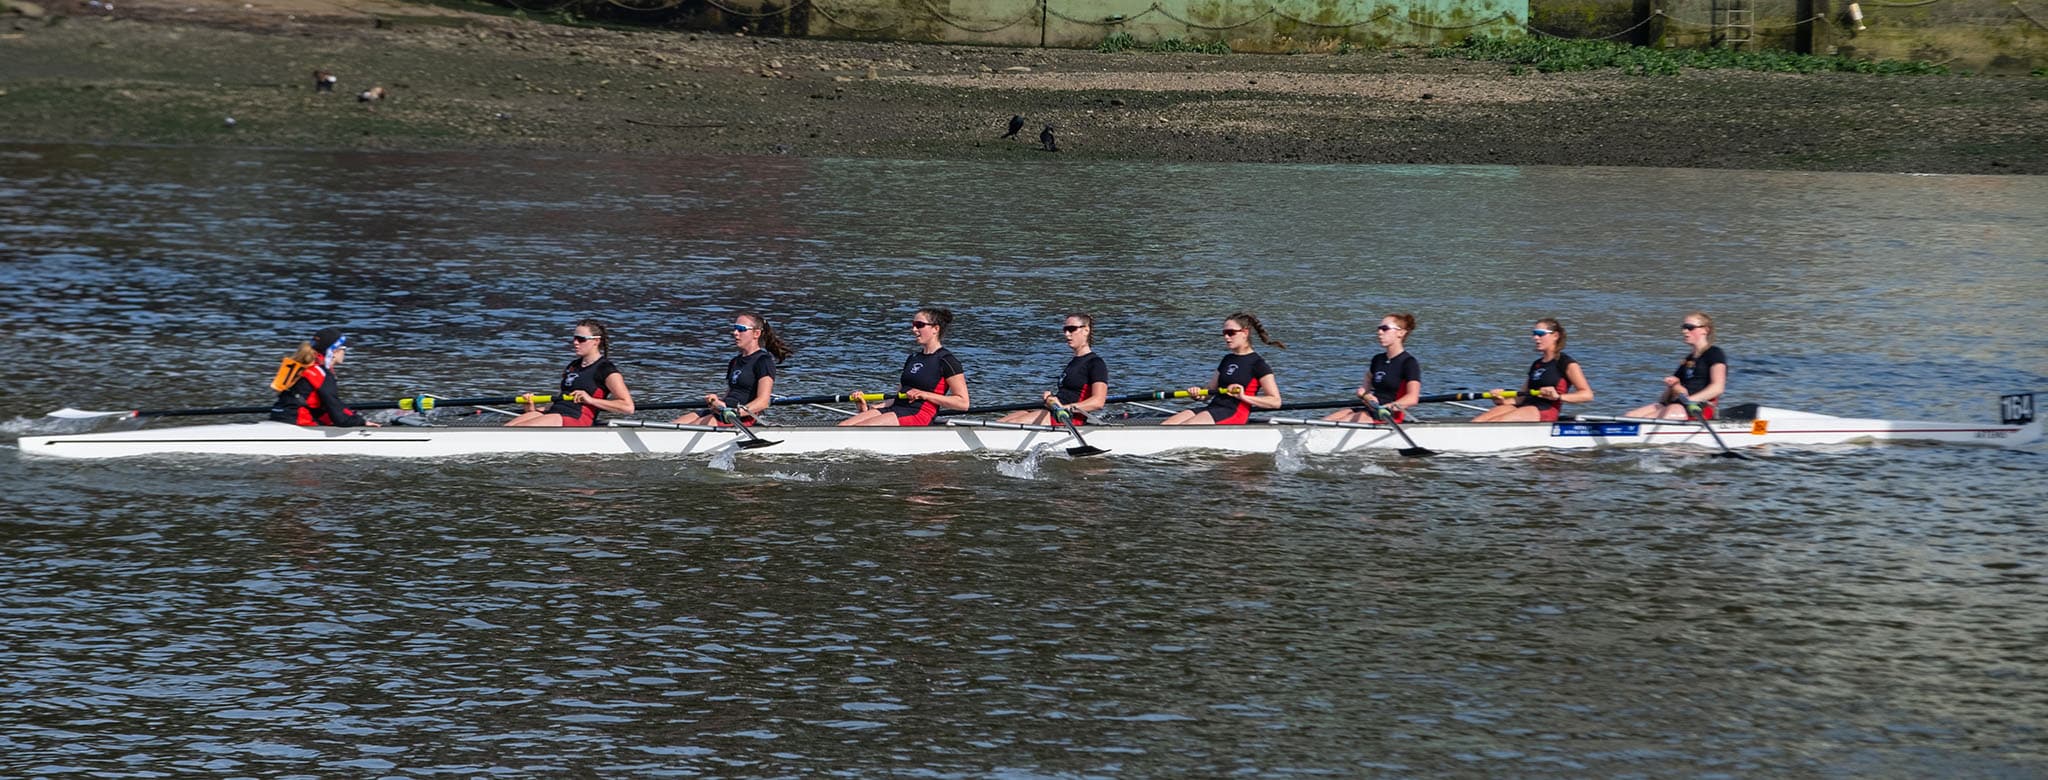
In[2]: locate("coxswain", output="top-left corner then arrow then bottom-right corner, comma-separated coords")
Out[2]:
1162,311 -> 1284,426
1325,312 -> 1422,424
673,311 -> 793,426
840,308 -> 969,426
505,319 -> 635,427
270,327 -> 377,427
1626,311 -> 1728,420
998,313 -> 1109,426
1472,317 -> 1594,422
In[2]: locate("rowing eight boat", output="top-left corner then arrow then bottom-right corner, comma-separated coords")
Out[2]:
15,395 -> 2037,459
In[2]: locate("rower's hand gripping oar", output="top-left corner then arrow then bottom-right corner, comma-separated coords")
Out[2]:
715,405 -> 780,450
1360,392 -> 1433,458
1681,396 -> 1747,459
1047,398 -> 1108,458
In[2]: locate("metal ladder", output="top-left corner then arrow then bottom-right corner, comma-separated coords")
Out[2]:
1714,0 -> 1754,47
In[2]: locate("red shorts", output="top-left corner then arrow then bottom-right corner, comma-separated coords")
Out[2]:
895,402 -> 939,427
1694,402 -> 1717,421
560,406 -> 597,427
709,415 -> 757,427
1211,403 -> 1251,426
1535,406 -> 1560,423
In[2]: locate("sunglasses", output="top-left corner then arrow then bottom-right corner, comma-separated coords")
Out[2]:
1377,324 -> 1402,332
1062,325 -> 1086,333
1221,328 -> 1245,337
732,323 -> 754,333
910,321 -> 934,330
1681,323 -> 1704,331
1531,329 -> 1555,337
572,334 -> 600,343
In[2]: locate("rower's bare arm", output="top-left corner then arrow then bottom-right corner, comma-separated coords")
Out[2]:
939,375 -> 970,411
747,376 -> 775,416
1395,380 -> 1421,409
603,374 -> 635,414
1252,374 -> 1281,409
1562,364 -> 1593,404
1078,381 -> 1108,414
1695,363 -> 1727,404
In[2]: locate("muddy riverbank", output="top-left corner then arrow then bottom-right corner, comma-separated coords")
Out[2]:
2,0 -> 2043,172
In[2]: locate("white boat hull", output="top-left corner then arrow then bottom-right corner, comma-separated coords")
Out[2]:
16,402 -> 2039,459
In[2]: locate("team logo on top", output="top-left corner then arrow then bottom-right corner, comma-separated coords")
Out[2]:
1373,370 -> 1387,384
731,369 -> 744,383
1224,364 -> 1240,377
564,371 -> 581,387
911,362 -> 925,374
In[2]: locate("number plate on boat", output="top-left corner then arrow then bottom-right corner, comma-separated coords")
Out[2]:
1552,423 -> 1638,437
2001,393 -> 2034,425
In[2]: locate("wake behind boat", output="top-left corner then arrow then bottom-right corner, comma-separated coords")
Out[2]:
16,395 -> 2038,459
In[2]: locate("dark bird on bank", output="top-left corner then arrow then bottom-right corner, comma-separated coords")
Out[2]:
1039,124 -> 1058,152
1001,114 -> 1024,139
313,69 -> 337,93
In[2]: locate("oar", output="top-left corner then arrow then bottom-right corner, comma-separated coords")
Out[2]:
1571,414 -> 1713,426
597,393 -> 903,414
1360,395 -> 1432,457
47,393 -> 573,420
602,419 -> 733,431
1416,389 -> 1541,404
1682,398 -> 1748,460
771,393 -> 903,406
944,389 -> 1206,417
1047,399 -> 1107,457
714,407 -> 780,450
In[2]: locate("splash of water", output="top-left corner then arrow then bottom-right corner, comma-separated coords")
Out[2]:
1273,430 -> 1309,475
995,446 -> 1044,480
1632,451 -> 1678,474
707,446 -> 737,472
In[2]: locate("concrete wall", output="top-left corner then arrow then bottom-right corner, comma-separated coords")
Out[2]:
634,0 -> 1525,51
553,0 -> 2041,70
1535,0 -> 2044,72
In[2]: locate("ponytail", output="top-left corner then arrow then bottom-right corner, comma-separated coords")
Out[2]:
1228,311 -> 1286,350
740,311 -> 794,362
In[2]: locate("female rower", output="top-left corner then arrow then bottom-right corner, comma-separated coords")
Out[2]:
840,307 -> 970,427
1326,313 -> 1421,424
270,327 -> 377,427
1472,317 -> 1593,423
998,313 -> 1108,426
506,319 -> 635,427
1162,311 -> 1285,426
1626,311 -> 1727,420
673,312 -> 793,426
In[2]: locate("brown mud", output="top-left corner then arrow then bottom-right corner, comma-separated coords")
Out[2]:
1,0 -> 2043,173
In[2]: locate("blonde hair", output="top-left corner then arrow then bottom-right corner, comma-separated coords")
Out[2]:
1686,311 -> 1715,344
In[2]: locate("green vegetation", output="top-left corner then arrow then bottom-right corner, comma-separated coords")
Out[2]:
1428,35 -> 1949,76
1096,32 -> 1230,55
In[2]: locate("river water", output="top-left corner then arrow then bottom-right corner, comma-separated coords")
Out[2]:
1,145 -> 2044,776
